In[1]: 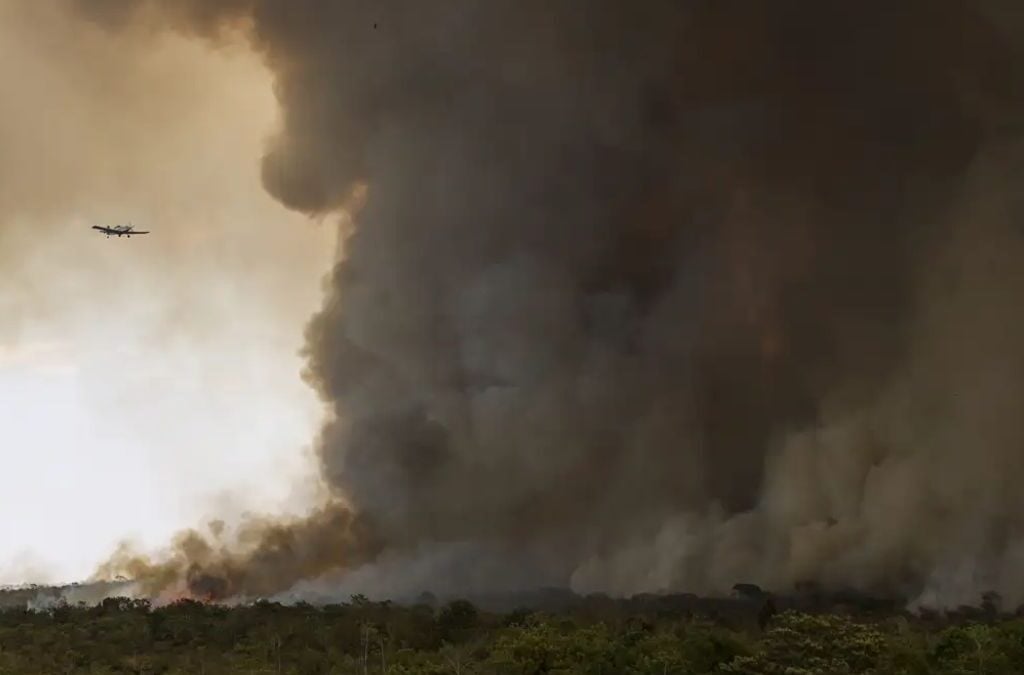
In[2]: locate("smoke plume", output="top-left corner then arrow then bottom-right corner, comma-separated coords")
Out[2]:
72,0 -> 1024,608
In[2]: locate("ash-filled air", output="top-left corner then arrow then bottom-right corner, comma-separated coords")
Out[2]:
69,0 -> 1024,608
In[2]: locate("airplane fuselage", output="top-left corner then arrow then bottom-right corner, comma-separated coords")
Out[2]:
92,225 -> 149,237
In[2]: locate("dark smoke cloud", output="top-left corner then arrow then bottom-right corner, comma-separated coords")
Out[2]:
73,0 -> 1024,607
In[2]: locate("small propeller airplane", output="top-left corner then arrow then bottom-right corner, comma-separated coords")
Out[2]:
91,222 -> 149,238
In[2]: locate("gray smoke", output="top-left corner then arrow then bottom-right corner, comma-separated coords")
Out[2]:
71,0 -> 1024,608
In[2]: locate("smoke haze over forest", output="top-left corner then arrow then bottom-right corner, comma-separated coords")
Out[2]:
36,0 -> 1024,609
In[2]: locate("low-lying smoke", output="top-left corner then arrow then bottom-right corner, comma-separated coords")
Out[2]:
95,502 -> 380,602
72,0 -> 1024,608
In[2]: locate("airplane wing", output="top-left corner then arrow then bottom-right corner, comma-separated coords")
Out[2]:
90,224 -> 149,234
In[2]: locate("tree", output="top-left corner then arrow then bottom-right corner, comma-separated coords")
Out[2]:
438,600 -> 479,643
723,612 -> 886,674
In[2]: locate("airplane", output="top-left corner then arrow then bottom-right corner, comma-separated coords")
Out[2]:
91,222 -> 149,238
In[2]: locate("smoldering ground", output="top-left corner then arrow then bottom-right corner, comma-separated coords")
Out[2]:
67,0 -> 1024,608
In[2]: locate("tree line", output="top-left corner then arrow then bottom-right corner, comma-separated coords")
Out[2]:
2,591 -> 1024,673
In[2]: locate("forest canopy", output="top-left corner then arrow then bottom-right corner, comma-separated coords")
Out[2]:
1,589 -> 1022,673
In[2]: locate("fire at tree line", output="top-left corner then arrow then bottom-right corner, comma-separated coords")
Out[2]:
2,583 -> 1024,672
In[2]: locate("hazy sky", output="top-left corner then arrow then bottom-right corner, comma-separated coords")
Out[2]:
0,2 -> 334,584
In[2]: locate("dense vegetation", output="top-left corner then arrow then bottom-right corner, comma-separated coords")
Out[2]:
1,589 -> 1023,673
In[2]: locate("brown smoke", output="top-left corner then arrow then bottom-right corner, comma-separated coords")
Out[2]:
71,0 -> 1024,607
95,502 -> 381,602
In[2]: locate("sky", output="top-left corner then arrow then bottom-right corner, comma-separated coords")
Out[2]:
0,2 -> 334,585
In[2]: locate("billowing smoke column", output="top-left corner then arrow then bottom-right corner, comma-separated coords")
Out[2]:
73,0 -> 1024,607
